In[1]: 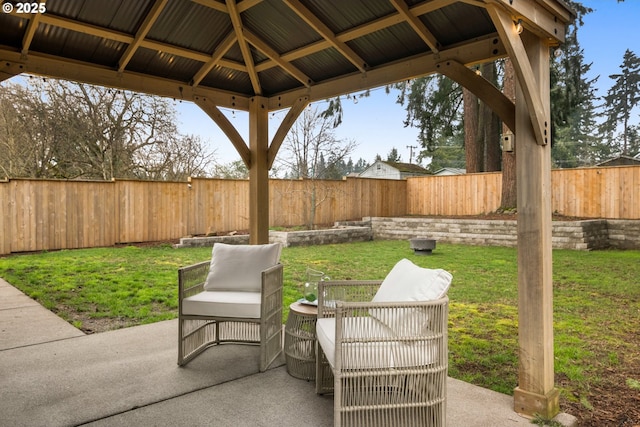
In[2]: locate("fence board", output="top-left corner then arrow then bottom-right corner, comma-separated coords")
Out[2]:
0,179 -> 9,255
550,166 -> 640,219
189,178 -> 249,235
116,180 -> 191,243
5,179 -> 116,252
407,172 -> 502,216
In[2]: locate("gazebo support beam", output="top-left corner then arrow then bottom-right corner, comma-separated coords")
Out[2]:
513,30 -> 558,419
197,95 -> 307,245
248,96 -> 270,244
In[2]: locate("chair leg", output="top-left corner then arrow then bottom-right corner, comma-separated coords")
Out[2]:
177,318 -> 218,366
315,342 -> 334,394
259,317 -> 283,372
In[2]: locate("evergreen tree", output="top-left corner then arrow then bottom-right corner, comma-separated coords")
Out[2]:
353,158 -> 369,173
393,75 -> 464,172
600,49 -> 640,156
386,148 -> 402,163
422,134 -> 465,173
550,2 -> 601,167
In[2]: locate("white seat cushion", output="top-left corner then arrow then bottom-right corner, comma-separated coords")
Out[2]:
204,243 -> 282,292
182,291 -> 261,318
316,317 -> 438,370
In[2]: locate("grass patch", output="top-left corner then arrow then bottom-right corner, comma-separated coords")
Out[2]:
1,241 -> 639,422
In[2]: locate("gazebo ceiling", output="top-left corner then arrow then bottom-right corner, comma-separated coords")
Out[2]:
0,0 -> 573,111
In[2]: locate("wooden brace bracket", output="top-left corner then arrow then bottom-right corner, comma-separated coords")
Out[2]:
436,59 -> 515,133
487,4 -> 550,146
194,96 -> 252,168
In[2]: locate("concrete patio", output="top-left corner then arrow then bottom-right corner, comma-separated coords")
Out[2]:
0,277 -> 577,426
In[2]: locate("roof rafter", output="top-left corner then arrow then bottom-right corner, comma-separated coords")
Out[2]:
191,0 -> 262,14
255,0 -> 475,73
191,32 -> 237,87
388,0 -> 440,52
243,29 -> 312,88
20,0 -> 46,57
283,0 -> 368,73
31,13 -> 248,73
118,0 -> 168,73
226,0 -> 262,94
0,51 -> 250,110
488,0 -> 569,43
268,33 -> 506,110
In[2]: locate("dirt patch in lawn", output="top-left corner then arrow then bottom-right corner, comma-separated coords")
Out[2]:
558,346 -> 640,426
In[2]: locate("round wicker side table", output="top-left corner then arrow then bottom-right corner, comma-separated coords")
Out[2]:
284,301 -> 318,381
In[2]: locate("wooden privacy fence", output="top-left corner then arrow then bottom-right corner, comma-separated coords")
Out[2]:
0,177 -> 407,254
1,165 -> 638,254
406,165 -> 640,219
407,172 -> 503,216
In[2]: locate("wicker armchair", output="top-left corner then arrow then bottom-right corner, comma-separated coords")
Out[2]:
177,243 -> 283,371
315,260 -> 450,427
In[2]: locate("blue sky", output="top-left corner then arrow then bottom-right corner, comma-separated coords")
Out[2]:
176,1 -> 640,165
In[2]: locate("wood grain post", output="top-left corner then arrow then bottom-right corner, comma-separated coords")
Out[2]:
513,31 -> 559,418
249,96 -> 270,244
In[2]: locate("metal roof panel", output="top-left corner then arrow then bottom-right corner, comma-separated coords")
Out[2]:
47,0 -> 149,34
29,24 -> 125,67
148,0 -> 231,53
126,46 -> 203,83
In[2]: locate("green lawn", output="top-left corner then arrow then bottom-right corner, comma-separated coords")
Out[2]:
1,240 -> 639,422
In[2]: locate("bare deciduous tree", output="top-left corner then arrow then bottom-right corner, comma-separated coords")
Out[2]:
277,106 -> 357,228
0,78 -> 215,180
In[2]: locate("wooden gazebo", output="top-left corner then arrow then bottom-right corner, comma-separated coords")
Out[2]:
0,0 -> 575,418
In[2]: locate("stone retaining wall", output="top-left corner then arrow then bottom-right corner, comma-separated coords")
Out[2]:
607,220 -> 640,249
369,217 -> 639,250
269,226 -> 372,247
174,234 -> 249,248
174,218 -> 640,250
174,225 -> 372,248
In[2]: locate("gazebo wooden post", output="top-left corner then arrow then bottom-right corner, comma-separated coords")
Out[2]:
513,30 -> 558,418
248,96 -> 270,244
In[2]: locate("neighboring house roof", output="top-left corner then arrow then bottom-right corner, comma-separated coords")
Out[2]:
358,161 -> 430,180
433,167 -> 466,176
596,156 -> 640,167
382,161 -> 429,174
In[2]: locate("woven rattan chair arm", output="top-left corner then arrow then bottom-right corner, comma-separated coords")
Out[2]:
178,260 -> 209,301
260,263 -> 284,317
335,297 -> 449,311
317,280 -> 382,318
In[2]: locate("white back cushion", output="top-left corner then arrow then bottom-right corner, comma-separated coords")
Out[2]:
373,258 -> 452,303
203,243 -> 282,292
371,258 -> 452,335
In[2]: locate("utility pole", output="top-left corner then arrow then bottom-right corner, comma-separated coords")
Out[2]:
406,145 -> 417,164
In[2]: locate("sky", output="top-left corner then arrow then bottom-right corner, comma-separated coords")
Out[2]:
175,0 -> 640,166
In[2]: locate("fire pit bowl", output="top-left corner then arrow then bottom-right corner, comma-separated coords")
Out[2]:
409,238 -> 437,255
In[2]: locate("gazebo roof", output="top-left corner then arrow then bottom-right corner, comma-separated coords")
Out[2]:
0,0 -> 572,111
